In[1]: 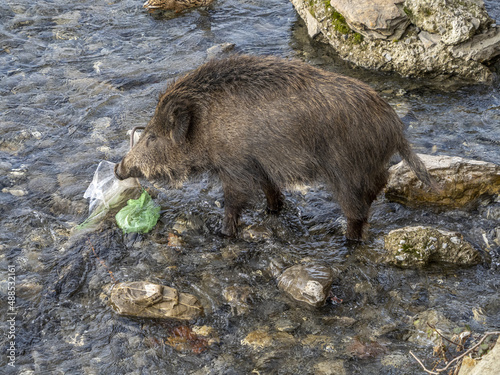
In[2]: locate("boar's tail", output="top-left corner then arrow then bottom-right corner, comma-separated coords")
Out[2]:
397,140 -> 438,191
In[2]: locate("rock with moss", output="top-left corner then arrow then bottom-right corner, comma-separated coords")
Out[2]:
385,154 -> 500,209
384,226 -> 482,267
408,309 -> 460,345
290,0 -> 500,82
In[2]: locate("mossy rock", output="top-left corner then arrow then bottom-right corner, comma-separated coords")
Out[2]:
384,226 -> 481,268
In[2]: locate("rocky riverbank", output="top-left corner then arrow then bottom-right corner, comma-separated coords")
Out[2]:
290,0 -> 500,82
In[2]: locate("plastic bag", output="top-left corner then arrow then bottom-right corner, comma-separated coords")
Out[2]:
77,161 -> 142,231
110,281 -> 203,320
115,190 -> 160,234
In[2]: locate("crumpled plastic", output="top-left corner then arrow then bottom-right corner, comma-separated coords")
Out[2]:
110,281 -> 203,320
77,161 -> 142,231
115,190 -> 160,234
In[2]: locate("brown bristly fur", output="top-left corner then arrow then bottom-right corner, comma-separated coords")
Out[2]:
116,55 -> 435,240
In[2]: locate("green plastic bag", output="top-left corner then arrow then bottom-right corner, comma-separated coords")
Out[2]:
116,190 -> 160,234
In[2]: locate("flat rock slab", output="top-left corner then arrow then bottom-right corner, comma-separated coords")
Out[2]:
384,226 -> 481,268
331,0 -> 409,40
385,154 -> 500,208
110,281 -> 203,320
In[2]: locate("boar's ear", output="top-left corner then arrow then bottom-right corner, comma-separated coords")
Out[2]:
168,100 -> 193,146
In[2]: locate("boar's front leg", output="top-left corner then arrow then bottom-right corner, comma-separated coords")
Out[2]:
221,181 -> 250,237
261,178 -> 284,214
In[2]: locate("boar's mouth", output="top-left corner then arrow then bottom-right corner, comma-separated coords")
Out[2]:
114,160 -> 143,180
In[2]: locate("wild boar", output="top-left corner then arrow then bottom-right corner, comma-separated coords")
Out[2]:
115,55 -> 434,240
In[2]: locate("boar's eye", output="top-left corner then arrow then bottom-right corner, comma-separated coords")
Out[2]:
145,133 -> 157,146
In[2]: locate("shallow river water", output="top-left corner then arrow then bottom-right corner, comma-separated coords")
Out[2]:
1,0 -> 500,374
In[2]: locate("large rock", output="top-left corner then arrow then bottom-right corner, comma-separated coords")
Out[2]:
385,154 -> 500,209
289,0 -> 500,82
404,0 -> 492,45
384,226 -> 482,267
458,336 -> 500,375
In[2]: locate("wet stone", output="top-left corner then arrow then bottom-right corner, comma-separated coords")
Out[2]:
292,0 -> 500,81
300,334 -> 336,351
314,360 -> 346,375
322,316 -> 357,327
241,224 -> 273,242
381,353 -> 412,369
220,244 -> 247,261
0,161 -> 12,171
408,309 -> 458,346
386,154 -> 500,209
28,176 -> 57,193
346,336 -> 387,359
277,263 -> 335,307
275,317 -> 301,332
384,226 -> 482,268
206,43 -> 235,60
241,329 -> 273,349
2,187 -> 28,196
172,214 -> 207,235
222,285 -> 253,315
57,172 -> 83,198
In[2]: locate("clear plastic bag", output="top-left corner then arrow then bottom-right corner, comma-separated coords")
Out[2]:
115,190 -> 160,234
77,161 -> 142,231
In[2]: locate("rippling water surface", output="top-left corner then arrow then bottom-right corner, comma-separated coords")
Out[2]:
1,0 -> 499,374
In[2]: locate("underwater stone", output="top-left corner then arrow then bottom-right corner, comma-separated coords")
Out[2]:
241,330 -> 274,349
314,360 -> 346,375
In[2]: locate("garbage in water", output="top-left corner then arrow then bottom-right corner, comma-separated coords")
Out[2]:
77,161 -> 142,231
277,263 -> 336,307
115,190 -> 160,234
110,281 -> 204,320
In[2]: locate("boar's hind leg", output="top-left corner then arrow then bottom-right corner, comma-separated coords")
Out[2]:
221,181 -> 250,237
261,179 -> 284,214
339,182 -> 383,241
345,217 -> 368,241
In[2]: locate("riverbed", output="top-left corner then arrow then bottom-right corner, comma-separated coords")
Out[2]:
1,0 -> 499,374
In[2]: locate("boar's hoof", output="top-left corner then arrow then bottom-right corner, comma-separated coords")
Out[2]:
345,218 -> 366,241
221,217 -> 239,237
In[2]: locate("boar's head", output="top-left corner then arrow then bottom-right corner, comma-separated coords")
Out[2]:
115,95 -> 199,187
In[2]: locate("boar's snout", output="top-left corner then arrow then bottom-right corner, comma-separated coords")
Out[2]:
114,161 -> 125,180
114,156 -> 145,180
